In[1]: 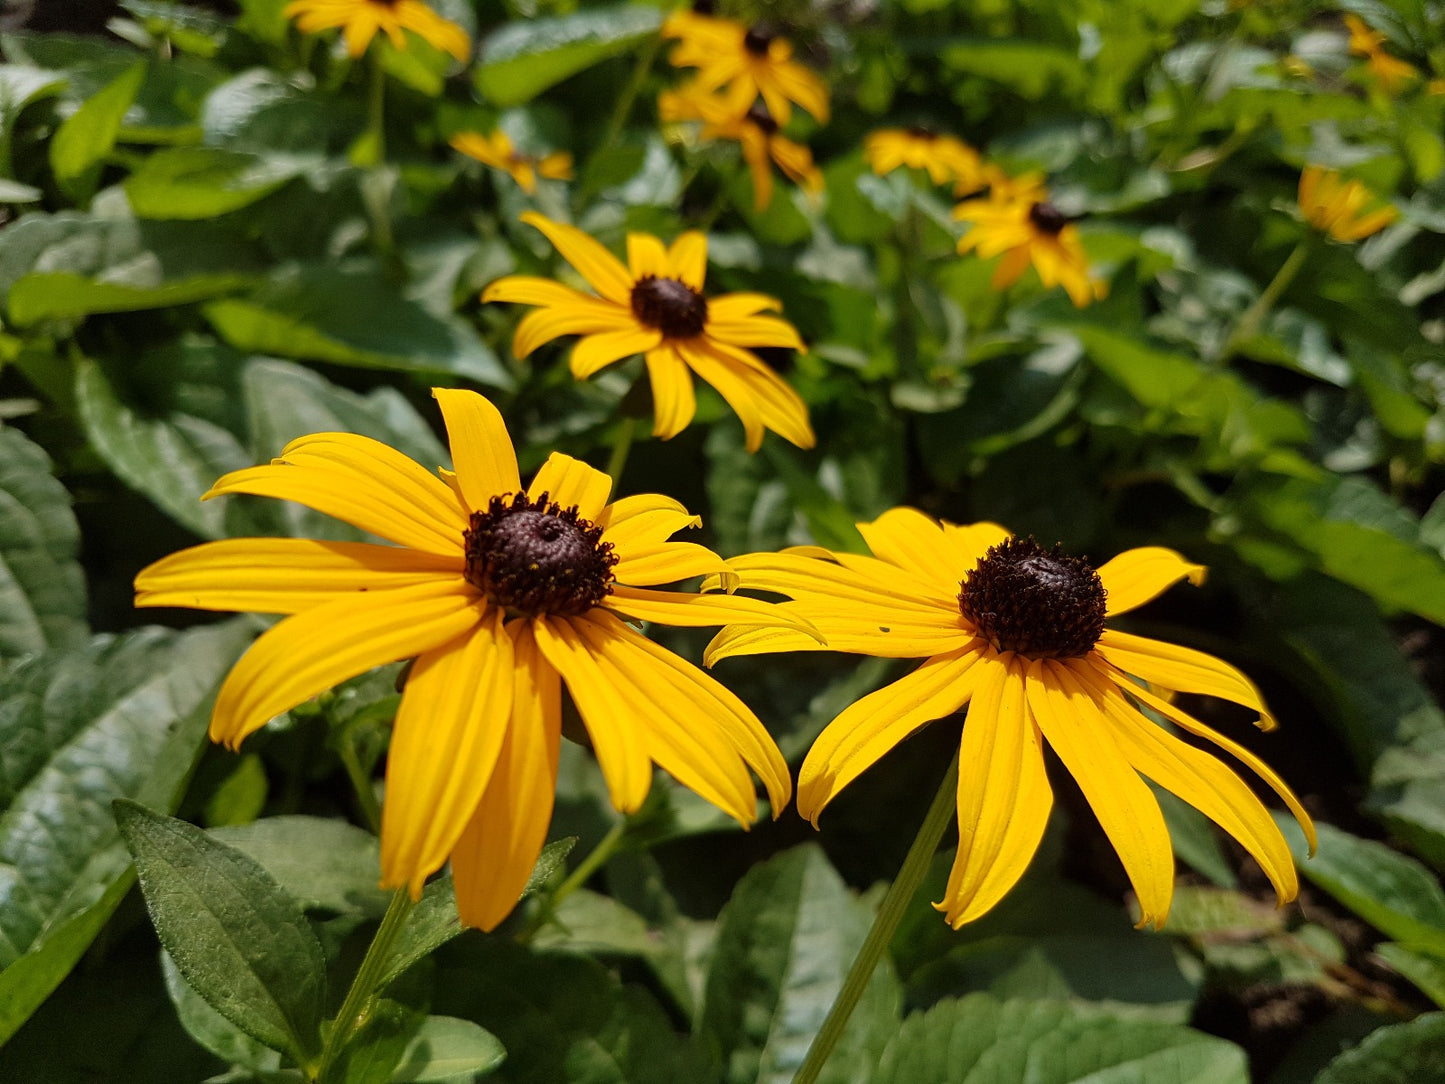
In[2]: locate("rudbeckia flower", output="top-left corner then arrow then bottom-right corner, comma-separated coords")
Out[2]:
864,127 -> 984,192
705,509 -> 1316,929
1298,165 -> 1398,242
451,130 -> 573,195
659,87 -> 822,211
134,389 -> 806,931
662,11 -> 829,125
953,172 -> 1106,308
284,0 -> 469,60
1344,14 -> 1418,94
483,213 -> 815,453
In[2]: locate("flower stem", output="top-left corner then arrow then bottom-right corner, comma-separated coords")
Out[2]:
793,749 -> 960,1084
315,888 -> 415,1081
1217,237 -> 1310,364
366,51 -> 387,165
337,730 -> 382,835
517,817 -> 629,943
605,418 -> 637,484
599,33 -> 661,154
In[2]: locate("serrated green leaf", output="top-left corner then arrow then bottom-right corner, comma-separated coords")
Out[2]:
475,6 -> 661,106
0,425 -> 87,660
49,62 -> 146,201
1314,1012 -> 1445,1084
123,145 -> 302,219
115,800 -> 328,1062
390,1016 -> 506,1082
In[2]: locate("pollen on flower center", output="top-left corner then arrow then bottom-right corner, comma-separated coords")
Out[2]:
463,492 -> 617,617
957,537 -> 1106,658
743,23 -> 776,56
630,275 -> 709,339
1028,202 -> 1069,235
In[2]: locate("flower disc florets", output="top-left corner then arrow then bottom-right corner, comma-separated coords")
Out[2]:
957,537 -> 1106,658
630,275 -> 709,338
743,23 -> 776,55
1028,202 -> 1069,235
747,100 -> 779,135
463,492 -> 617,617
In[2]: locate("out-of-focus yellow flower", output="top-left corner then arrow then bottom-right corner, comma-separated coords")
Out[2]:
662,11 -> 829,125
284,0 -> 469,60
864,127 -> 984,192
451,130 -> 573,195
661,86 -> 822,210
1344,13 -> 1418,94
953,172 -> 1106,308
1281,55 -> 1313,80
1298,166 -> 1398,242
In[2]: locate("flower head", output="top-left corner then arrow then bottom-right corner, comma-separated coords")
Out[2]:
1298,166 -> 1397,242
662,11 -> 829,125
953,172 -> 1106,308
482,213 -> 815,452
706,509 -> 1316,929
284,0 -> 469,60
1344,13 -> 1418,94
865,127 -> 984,192
134,390 -> 808,931
451,130 -> 572,195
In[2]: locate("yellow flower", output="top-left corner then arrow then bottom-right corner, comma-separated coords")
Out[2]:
864,127 -> 984,192
660,86 -> 822,211
953,172 -> 1106,308
706,510 -> 1317,929
134,389 -> 807,931
451,130 -> 573,195
483,213 -> 815,452
1344,13 -> 1418,94
1299,165 -> 1398,242
662,11 -> 829,125
284,0 -> 469,60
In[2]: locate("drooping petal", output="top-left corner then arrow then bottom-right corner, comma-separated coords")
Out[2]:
569,327 -> 662,378
798,646 -> 985,825
609,541 -> 728,585
706,607 -> 974,664
769,57 -> 830,123
210,580 -> 484,748
527,452 -> 612,520
704,313 -> 807,351
520,211 -> 634,305
724,551 -> 956,616
433,388 -> 521,510
1097,547 -> 1207,617
667,232 -> 709,291
608,586 -> 821,641
380,609 -> 514,897
597,493 -> 700,551
512,303 -> 638,359
1094,630 -> 1276,730
707,293 -> 783,321
938,654 -> 1054,927
451,621 -> 562,931
1028,659 -> 1175,928
135,539 -> 462,614
675,339 -> 764,451
481,275 -> 618,309
681,338 -> 816,451
645,348 -> 698,440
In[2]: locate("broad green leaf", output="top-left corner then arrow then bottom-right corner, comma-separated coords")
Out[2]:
0,65 -> 66,176
1374,943 -> 1445,1010
124,145 -> 302,219
390,1016 -> 506,1083
474,6 -> 662,106
700,843 -> 901,1084
941,39 -> 1087,98
161,949 -> 282,1072
49,61 -> 146,202
324,997 -> 424,1084
1314,1013 -> 1445,1084
115,800 -> 328,1062
0,621 -> 252,1044
0,425 -> 87,660
212,816 -> 388,916
9,269 -> 257,324
873,995 -> 1248,1083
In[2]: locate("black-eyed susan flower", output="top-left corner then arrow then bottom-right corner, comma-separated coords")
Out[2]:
1299,165 -> 1398,242
864,127 -> 984,192
482,213 -> 815,453
953,172 -> 1105,308
134,389 -> 808,931
660,87 -> 822,210
1344,13 -> 1418,94
451,130 -> 573,195
284,0 -> 469,60
705,509 -> 1316,929
662,11 -> 829,125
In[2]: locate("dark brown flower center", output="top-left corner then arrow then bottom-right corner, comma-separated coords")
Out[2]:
630,275 -> 708,339
904,124 -> 936,139
957,537 -> 1106,658
743,23 -> 776,56
746,100 -> 778,135
1028,201 -> 1068,235
463,492 -> 617,617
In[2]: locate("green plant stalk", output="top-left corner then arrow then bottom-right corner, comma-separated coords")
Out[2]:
1217,236 -> 1311,363
600,32 -> 661,154
337,730 -> 382,835
606,417 -> 637,484
314,887 -> 416,1081
367,51 -> 387,165
518,817 -> 628,943
793,749 -> 961,1084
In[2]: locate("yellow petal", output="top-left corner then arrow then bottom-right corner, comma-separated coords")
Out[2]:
667,231 -> 709,291
135,538 -> 462,613
520,211 -> 634,305
725,551 -> 956,616
707,293 -> 782,321
570,327 -> 662,379
433,388 -> 521,511
856,507 -> 960,586
210,580 -> 483,748
645,347 -> 697,440
704,313 -> 807,351
674,338 -> 765,451
798,646 -> 985,825
512,303 -> 637,359
597,493 -> 700,552
1097,547 -> 1207,617
704,623 -> 834,665
610,542 -> 727,585
1094,630 -> 1275,730
940,521 -> 1011,578
608,586 -> 822,641
527,452 -> 612,520
380,610 -> 514,896
627,233 -> 670,281
451,620 -> 562,931
481,275 -> 614,309
680,338 -> 815,451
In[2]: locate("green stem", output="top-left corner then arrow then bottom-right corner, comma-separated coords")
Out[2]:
314,888 -> 416,1081
1217,237 -> 1310,364
599,33 -> 661,154
793,750 -> 960,1084
366,52 -> 386,165
337,731 -> 382,835
518,818 -> 629,943
605,418 -> 637,484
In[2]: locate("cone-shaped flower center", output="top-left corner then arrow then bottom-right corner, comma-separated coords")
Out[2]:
904,124 -> 936,139
1028,201 -> 1068,235
747,100 -> 779,135
463,493 -> 617,617
743,23 -> 776,56
957,537 -> 1106,658
630,276 -> 708,339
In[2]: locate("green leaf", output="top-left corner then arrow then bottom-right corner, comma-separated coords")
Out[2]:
0,621 -> 252,1045
941,39 -> 1087,98
124,145 -> 302,219
873,995 -> 1248,1083
211,816 -> 388,916
700,843 -> 901,1084
390,1016 -> 506,1083
114,800 -> 328,1062
161,949 -> 282,1072
0,425 -> 87,660
474,6 -> 662,106
1314,1013 -> 1445,1084
49,61 -> 146,202
1374,943 -> 1445,1010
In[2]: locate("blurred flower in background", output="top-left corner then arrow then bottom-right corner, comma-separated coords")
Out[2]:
284,0 -> 469,59
1298,165 -> 1398,242
865,126 -> 984,192
451,130 -> 573,195
663,10 -> 829,125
